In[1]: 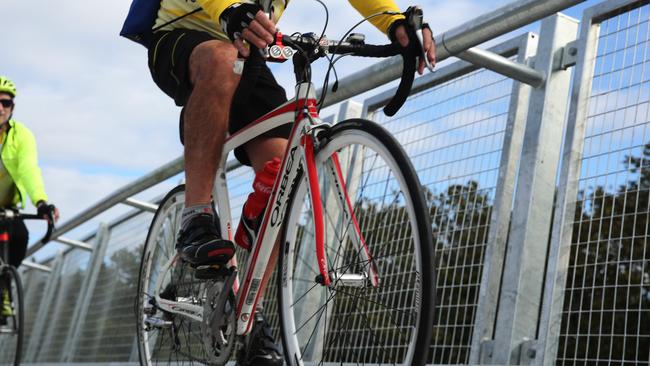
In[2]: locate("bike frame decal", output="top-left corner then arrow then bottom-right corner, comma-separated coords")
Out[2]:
154,254 -> 204,322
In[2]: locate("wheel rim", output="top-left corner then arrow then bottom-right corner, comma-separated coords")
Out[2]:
280,129 -> 426,365
138,189 -> 182,364
138,189 -> 213,364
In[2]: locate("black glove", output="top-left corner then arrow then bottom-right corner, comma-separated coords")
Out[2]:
388,6 -> 424,48
220,3 -> 264,42
37,201 -> 56,220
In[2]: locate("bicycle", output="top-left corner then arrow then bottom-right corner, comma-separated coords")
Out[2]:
136,7 -> 436,366
0,208 -> 53,366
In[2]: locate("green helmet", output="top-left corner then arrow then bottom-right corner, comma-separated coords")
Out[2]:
0,76 -> 17,97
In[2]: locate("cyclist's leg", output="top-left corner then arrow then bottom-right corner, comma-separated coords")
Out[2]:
148,29 -> 238,265
230,60 -> 288,366
7,218 -> 27,269
246,136 -> 287,172
184,40 -> 241,206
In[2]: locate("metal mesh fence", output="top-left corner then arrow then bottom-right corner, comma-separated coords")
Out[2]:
557,3 -> 650,365
11,53 -> 518,366
72,212 -> 151,362
16,269 -> 49,360
13,3 -> 650,362
36,249 -> 92,362
372,64 -> 515,364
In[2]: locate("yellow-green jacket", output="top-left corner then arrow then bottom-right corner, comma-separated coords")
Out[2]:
0,119 -> 48,208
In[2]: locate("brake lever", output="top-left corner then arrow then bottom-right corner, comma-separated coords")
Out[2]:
407,5 -> 434,73
258,0 -> 274,59
42,216 -> 54,244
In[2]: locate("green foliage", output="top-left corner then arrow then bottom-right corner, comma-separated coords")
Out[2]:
426,181 -> 492,364
560,144 -> 650,363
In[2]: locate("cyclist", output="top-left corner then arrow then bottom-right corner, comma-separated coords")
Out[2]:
138,1 -> 435,364
0,76 -> 59,326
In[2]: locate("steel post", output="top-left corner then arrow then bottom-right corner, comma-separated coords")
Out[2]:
468,32 -> 539,364
123,198 -> 159,213
535,1 -> 644,364
24,252 -> 64,362
456,47 -> 545,87
20,260 -> 52,273
491,14 -> 579,364
61,223 -> 111,362
54,237 -> 94,251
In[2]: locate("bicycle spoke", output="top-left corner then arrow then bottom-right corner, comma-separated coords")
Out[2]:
297,280 -> 341,360
291,281 -> 321,308
280,123 -> 435,365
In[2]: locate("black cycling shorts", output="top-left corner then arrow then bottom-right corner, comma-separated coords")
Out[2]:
148,29 -> 291,166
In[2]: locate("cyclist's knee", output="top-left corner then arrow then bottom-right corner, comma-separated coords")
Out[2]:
189,41 -> 240,91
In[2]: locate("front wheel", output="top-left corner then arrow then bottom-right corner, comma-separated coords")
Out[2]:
0,265 -> 24,366
278,119 -> 436,365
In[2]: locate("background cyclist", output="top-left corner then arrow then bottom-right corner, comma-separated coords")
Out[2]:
0,76 -> 59,326
142,1 -> 435,364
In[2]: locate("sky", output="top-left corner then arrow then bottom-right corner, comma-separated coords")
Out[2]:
1,0 -> 603,261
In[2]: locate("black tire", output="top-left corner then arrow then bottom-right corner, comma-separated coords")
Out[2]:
0,265 -> 24,366
277,119 -> 436,365
136,184 -> 185,366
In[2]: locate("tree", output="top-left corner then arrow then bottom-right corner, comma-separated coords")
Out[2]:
559,143 -> 650,363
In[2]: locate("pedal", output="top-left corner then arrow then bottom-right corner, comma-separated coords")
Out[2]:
194,264 -> 231,280
144,316 -> 172,330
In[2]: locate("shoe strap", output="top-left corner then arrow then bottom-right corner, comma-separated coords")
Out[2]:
178,214 -> 221,244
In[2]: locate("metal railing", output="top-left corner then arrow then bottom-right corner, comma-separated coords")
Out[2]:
4,0 -> 649,365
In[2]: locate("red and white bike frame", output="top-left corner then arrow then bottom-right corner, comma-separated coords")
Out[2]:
213,82 -> 379,335
152,81 -> 379,335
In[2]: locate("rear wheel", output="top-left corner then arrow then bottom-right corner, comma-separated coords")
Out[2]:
136,185 -> 236,366
278,119 -> 436,365
0,265 -> 24,366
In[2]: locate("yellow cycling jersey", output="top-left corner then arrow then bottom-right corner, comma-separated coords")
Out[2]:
153,0 -> 404,40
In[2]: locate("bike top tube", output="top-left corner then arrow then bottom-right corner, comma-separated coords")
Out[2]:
220,27 -> 425,160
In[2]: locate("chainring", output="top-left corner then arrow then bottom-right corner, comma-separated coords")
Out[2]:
201,268 -> 238,365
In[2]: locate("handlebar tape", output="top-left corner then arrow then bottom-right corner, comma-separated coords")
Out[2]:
384,45 -> 416,117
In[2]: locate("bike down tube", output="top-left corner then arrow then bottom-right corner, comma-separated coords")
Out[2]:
327,153 -> 379,287
218,93 -> 310,299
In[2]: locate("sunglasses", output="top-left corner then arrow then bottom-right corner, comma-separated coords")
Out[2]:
0,100 -> 14,108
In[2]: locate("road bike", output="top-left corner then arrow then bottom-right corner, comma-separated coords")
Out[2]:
0,208 -> 53,366
136,8 -> 436,366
